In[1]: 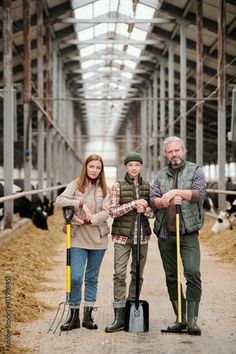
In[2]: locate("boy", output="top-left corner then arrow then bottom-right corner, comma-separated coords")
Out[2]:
105,152 -> 153,332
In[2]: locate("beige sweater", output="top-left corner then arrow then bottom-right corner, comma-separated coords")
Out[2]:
55,179 -> 110,249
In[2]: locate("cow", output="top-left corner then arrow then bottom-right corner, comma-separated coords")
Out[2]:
204,179 -> 236,213
211,206 -> 236,233
14,179 -> 54,217
0,181 -> 49,230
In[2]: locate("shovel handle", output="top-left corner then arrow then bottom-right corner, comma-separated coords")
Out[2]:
136,212 -> 141,302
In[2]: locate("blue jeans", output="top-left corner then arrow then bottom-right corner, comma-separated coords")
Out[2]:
70,247 -> 106,307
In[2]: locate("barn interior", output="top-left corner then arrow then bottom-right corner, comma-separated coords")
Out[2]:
0,0 -> 236,221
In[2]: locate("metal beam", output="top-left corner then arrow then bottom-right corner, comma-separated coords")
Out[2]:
62,17 -> 175,25
66,39 -> 164,46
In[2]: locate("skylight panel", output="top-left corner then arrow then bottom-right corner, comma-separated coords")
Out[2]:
119,0 -> 133,17
130,27 -> 147,41
94,44 -> 106,52
121,72 -> 132,79
78,27 -> 94,41
83,72 -> 94,80
74,4 -> 92,19
109,0 -> 119,12
113,44 -> 125,52
95,23 -> 108,36
81,60 -> 103,69
86,83 -> 104,90
124,60 -> 137,69
94,0 -> 109,17
126,45 -> 142,57
116,23 -> 129,37
108,23 -> 116,32
135,4 -> 155,19
80,46 -> 94,57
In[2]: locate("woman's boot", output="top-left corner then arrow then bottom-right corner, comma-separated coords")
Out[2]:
187,301 -> 201,335
105,307 -> 125,332
60,308 -> 80,331
82,307 -> 98,330
166,300 -> 187,332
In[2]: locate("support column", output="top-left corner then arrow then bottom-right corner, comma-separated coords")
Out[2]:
23,0 -> 32,193
3,0 -> 14,228
217,0 -> 226,209
153,70 -> 158,173
168,43 -> 175,136
160,59 -> 165,168
196,0 -> 204,166
141,90 -> 147,176
37,0 -> 44,192
180,22 -> 187,145
147,84 -> 152,179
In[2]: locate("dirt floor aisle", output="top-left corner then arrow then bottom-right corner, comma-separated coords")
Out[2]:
11,214 -> 236,354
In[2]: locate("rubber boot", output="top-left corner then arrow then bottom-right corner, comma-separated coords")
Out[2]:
82,307 -> 98,330
187,301 -> 201,336
166,300 -> 187,332
60,308 -> 80,331
105,307 -> 125,332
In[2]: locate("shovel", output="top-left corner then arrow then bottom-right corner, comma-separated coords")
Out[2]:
48,206 -> 74,334
161,205 -> 187,334
125,212 -> 149,332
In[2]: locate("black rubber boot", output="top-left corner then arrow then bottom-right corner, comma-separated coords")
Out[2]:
82,307 -> 98,330
187,301 -> 201,336
60,308 -> 80,331
105,307 -> 125,332
166,300 -> 187,332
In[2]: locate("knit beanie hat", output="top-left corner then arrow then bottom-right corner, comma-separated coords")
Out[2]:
124,152 -> 143,165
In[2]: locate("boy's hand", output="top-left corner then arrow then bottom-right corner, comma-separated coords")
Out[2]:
136,205 -> 145,213
135,199 -> 148,208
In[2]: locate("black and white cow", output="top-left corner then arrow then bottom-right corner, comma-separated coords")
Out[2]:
0,181 -> 49,230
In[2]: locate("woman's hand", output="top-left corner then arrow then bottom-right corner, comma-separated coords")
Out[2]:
82,204 -> 92,222
71,215 -> 84,225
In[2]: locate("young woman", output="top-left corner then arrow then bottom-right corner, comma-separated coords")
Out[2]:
55,154 -> 110,331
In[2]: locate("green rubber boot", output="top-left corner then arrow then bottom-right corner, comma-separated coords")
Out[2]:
105,307 -> 125,332
187,301 -> 201,336
166,300 -> 187,332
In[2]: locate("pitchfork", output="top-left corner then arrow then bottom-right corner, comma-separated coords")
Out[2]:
48,206 -> 75,334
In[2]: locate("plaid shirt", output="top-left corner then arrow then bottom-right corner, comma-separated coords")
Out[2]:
110,180 -> 154,245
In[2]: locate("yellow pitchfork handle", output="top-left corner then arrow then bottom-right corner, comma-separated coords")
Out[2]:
62,205 -> 74,302
66,223 -> 71,299
176,209 -> 182,323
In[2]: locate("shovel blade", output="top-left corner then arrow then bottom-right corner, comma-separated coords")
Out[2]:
125,300 -> 149,333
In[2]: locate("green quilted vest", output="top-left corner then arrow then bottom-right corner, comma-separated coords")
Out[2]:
153,161 -> 204,235
112,173 -> 151,238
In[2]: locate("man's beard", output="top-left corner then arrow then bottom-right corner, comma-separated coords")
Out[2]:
170,158 -> 183,168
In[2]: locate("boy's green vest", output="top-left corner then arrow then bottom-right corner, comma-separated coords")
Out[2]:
153,161 -> 204,236
112,173 -> 151,238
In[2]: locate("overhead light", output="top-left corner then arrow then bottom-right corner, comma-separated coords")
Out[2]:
123,44 -> 128,52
